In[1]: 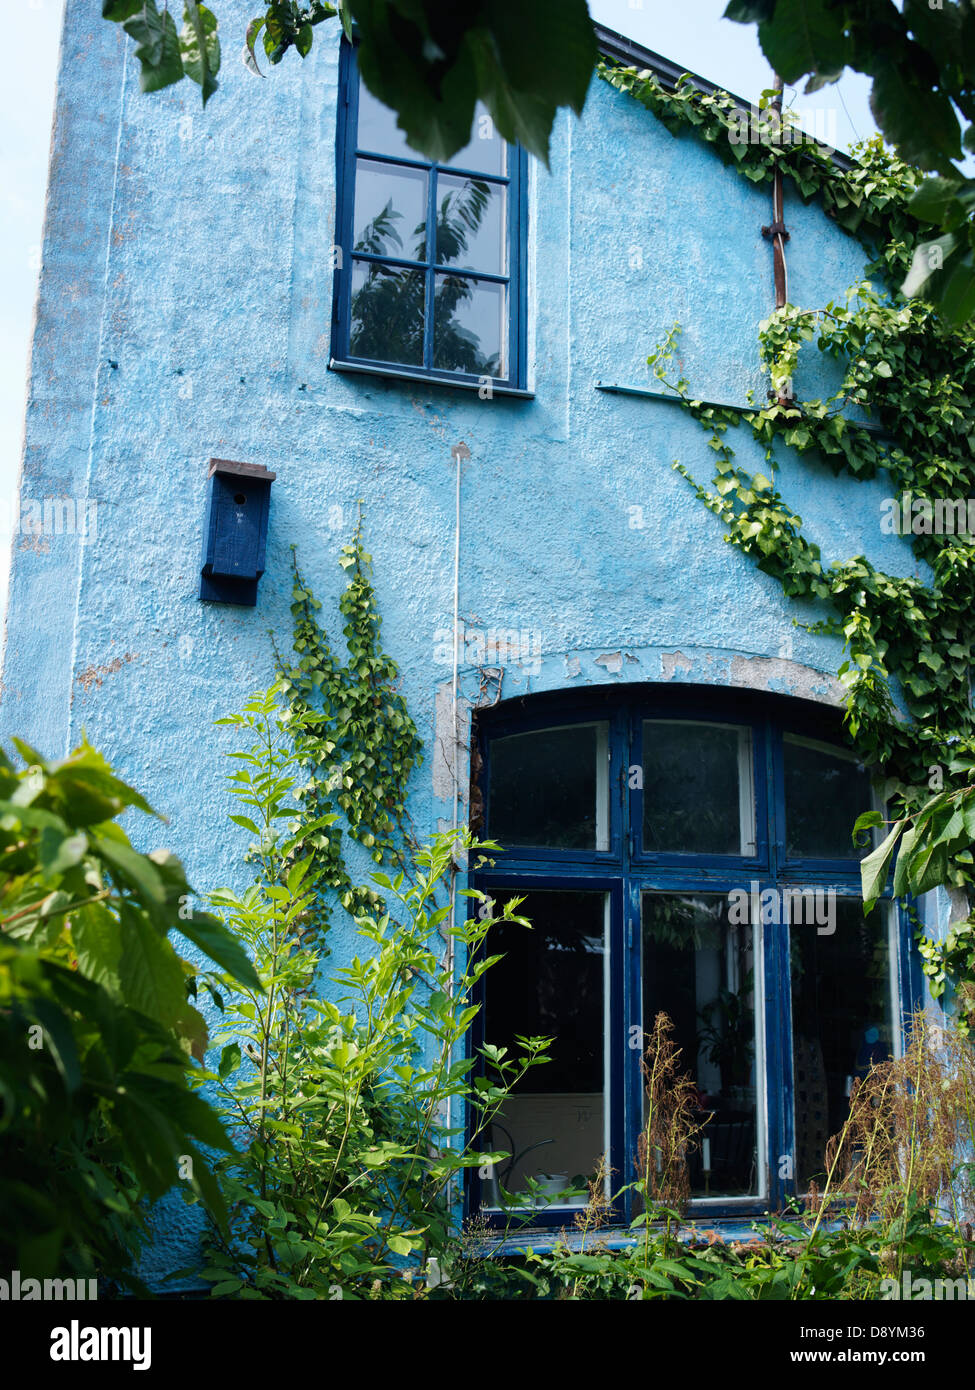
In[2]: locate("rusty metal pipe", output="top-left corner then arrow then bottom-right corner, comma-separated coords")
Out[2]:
769,75 -> 789,311
761,74 -> 793,404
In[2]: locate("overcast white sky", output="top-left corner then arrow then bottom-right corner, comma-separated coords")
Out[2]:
0,0 -> 890,624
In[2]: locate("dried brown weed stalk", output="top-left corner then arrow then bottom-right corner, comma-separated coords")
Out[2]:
636,1012 -> 711,1216
813,1008 -> 975,1228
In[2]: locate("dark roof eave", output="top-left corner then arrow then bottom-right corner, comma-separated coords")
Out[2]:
593,20 -> 856,173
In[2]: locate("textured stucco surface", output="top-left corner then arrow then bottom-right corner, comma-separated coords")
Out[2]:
4,1 -> 938,1281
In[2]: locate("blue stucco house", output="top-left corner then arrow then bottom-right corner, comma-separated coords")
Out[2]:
3,2 -> 944,1277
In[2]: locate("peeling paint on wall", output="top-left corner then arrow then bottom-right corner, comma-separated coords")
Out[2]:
75,652 -> 138,694
594,651 -> 623,675
432,682 -> 470,805
661,650 -> 694,680
728,652 -> 844,704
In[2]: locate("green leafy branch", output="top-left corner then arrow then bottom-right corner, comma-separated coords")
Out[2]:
103,0 -> 596,166
0,737 -> 261,1281
103,1 -> 221,104
200,678 -> 552,1297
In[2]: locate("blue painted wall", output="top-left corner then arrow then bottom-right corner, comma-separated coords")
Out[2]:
2,0 -> 944,1282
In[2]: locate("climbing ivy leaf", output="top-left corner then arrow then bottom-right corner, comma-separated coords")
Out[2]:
102,0 -> 143,19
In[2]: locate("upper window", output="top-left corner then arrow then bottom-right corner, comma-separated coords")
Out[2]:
332,44 -> 527,390
469,689 -> 912,1230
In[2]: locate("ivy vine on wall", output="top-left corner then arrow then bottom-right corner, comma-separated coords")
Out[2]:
273,509 -> 423,951
599,62 -> 975,1029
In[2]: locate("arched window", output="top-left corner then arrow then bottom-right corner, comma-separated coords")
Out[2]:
468,686 -> 916,1227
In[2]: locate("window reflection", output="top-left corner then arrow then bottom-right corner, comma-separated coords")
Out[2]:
433,276 -> 504,378
353,161 -> 427,257
482,891 -> 607,1210
348,75 -> 510,378
436,176 -> 505,274
349,263 -> 425,366
488,723 -> 609,852
356,84 -> 415,160
792,898 -> 893,1189
643,721 -> 755,857
642,893 -> 760,1198
785,735 -> 873,860
445,103 -> 506,175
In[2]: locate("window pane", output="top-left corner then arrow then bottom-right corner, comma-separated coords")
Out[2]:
642,893 -> 761,1198
482,891 -> 607,1209
444,102 -> 506,175
642,721 -> 755,857
488,722 -> 609,851
791,899 -> 893,1190
433,274 -> 505,377
349,262 -> 425,366
436,175 -> 505,274
353,160 -> 427,261
356,83 -> 414,160
784,735 -> 872,860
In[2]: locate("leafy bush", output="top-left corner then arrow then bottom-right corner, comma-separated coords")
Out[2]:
197,685 -> 550,1299
0,738 -> 260,1286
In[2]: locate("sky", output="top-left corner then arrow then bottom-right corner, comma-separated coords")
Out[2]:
1,0 -> 65,621
0,0 -> 898,626
590,0 -> 882,150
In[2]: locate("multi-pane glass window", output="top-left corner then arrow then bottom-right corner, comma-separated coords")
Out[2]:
470,691 -> 910,1226
333,44 -> 526,387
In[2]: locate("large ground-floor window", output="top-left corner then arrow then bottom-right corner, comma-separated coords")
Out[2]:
467,686 -> 918,1226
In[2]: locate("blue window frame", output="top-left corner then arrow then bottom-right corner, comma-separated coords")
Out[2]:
466,686 -> 920,1232
332,41 -> 528,391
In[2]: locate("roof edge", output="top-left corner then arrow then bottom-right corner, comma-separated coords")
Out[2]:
592,20 -> 855,173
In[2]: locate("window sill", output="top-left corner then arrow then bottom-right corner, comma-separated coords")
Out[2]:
464,1217 -> 796,1258
328,358 -> 535,399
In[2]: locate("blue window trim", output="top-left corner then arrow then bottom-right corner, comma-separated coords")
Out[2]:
331,39 -> 528,392
465,686 -> 918,1233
